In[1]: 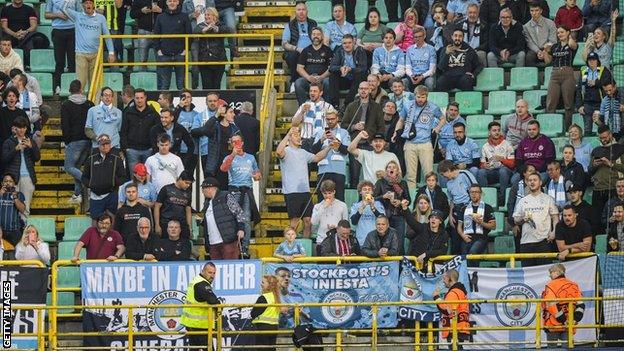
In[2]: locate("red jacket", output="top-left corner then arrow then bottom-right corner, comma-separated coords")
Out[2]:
555,6 -> 583,31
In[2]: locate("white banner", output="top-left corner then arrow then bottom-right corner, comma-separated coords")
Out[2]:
466,256 -> 597,349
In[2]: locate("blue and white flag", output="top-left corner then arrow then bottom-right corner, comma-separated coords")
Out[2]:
265,262 -> 399,329
601,254 -> 624,326
80,260 -> 262,350
399,256 -> 470,321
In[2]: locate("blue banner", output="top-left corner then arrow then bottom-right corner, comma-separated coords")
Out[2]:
80,260 -> 261,350
398,256 -> 469,321
265,262 -> 399,328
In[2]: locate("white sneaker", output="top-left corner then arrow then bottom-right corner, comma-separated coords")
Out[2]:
289,82 -> 295,93
69,194 -> 82,204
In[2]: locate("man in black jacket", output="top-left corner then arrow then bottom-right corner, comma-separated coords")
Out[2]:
327,34 -> 367,109
436,28 -> 483,92
129,0 -> 165,70
319,219 -> 361,256
82,134 -> 127,225
125,217 -> 158,260
61,79 -> 93,204
149,107 -> 194,166
153,0 -> 191,90
154,219 -> 191,261
234,101 -> 259,156
114,183 -> 152,243
121,88 -> 159,173
457,4 -> 488,68
281,1 -> 317,92
487,8 -> 526,68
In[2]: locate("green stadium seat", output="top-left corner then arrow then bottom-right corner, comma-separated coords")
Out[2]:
572,113 -> 585,133
308,1 -> 332,24
506,261 -> 522,268
47,292 -> 75,314
573,42 -> 586,67
613,65 -> 624,84
523,90 -> 547,114
130,72 -> 158,91
354,22 -> 365,34
488,212 -> 507,237
14,48 -> 24,63
30,72 -> 53,97
30,49 -> 56,72
474,138 -> 487,149
299,238 -> 313,256
454,91 -> 483,115
483,187 -> 498,209
552,137 -> 569,159
494,235 -> 516,254
537,113 -> 564,137
58,267 -> 81,287
58,241 -> 79,260
104,72 -> 124,91
479,261 -> 499,268
123,25 -> 134,49
27,216 -> 56,242
545,0 -> 560,18
37,26 -> 53,47
64,216 -> 92,241
466,115 -> 494,138
595,234 -> 607,254
386,22 -> 399,30
475,68 -> 504,92
499,188 -> 510,212
192,220 -> 200,241
355,1 -> 370,22
345,189 -> 359,209
541,66 -> 553,89
374,0 -> 390,23
613,42 -> 624,65
508,67 -> 539,91
428,92 -> 449,109
485,90 -> 516,115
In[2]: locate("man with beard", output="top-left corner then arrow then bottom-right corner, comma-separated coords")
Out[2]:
327,33 -> 367,109
438,102 -> 465,159
512,120 -> 555,184
442,122 -> 482,186
71,213 -> 125,261
348,131 -> 400,184
456,3 -> 488,67
294,27 -> 333,105
437,29 -> 483,92
275,267 -> 310,328
291,83 -> 334,152
555,205 -> 592,260
311,109 -> 350,201
478,121 -> 515,204
566,183 -> 600,234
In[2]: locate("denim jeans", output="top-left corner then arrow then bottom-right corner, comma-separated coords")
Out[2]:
64,140 -> 91,195
156,53 -> 186,90
477,167 -> 513,203
125,148 -> 153,175
219,6 -> 237,51
232,190 -> 252,254
136,29 -> 155,71
461,235 -> 488,257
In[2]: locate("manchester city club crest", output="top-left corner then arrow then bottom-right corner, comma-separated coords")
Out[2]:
495,283 -> 538,327
146,290 -> 186,340
319,291 -> 356,326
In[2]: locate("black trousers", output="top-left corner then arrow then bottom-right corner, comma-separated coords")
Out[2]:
183,154 -> 199,178
519,239 -> 552,267
253,323 -> 278,351
284,51 -> 300,83
186,327 -> 209,351
318,172 -> 346,202
332,0 -> 357,24
593,189 -> 613,233
436,73 -> 475,92
385,0 -> 411,22
199,65 -> 226,89
52,28 -> 76,89
327,71 -> 363,109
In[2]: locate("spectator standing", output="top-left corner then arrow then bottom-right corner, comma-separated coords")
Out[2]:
94,0 -> 124,64
125,217 -> 157,260
14,225 -> 50,265
437,29 -> 483,91
385,0 -> 410,23
85,87 -> 122,150
82,134 -> 127,223
327,34 -> 367,109
433,269 -> 471,347
282,1 -> 317,92
71,213 -> 125,261
561,144 -> 586,187
361,215 -> 399,258
576,52 -> 612,134
411,194 -> 432,224
348,131 -> 400,184
145,133 -> 185,193
153,0 -> 191,90
566,183 -> 600,233
121,88 -> 160,173
382,101 -> 403,169
415,172 -> 450,221
457,184 -> 496,256
582,12 -> 618,67
513,120 -> 556,183
323,3 -> 357,52
0,37 -> 23,75
311,109 -> 350,201
114,183 -> 152,242
46,0 -> 81,89
174,90 -> 200,173
404,26 -> 436,91
350,180 -> 385,246
61,79 -> 93,204
291,83 -> 334,151
582,0 -> 612,33
513,173 -> 559,266
544,25 -> 577,128
0,0 -> 38,69
276,127 -> 331,238
402,205 -> 449,265
594,80 -> 624,140
567,124 -> 593,171
311,179 -> 348,253
602,178 -> 624,230
503,99 -> 534,149
199,177 -> 247,259
0,87 -> 29,141
478,121 -> 515,203
608,204 -> 624,251
194,7 -> 230,89
129,0 -> 164,70
153,171 -> 193,238
154,220 -> 191,261
7,69 -> 43,108
394,85 -> 444,189
2,116 -> 39,216
523,3 -> 557,67
294,27 -> 333,105
373,160 -> 410,254
150,108 -> 194,169
319,219 -> 361,256
12,73 -> 41,139
117,163 -> 157,207
487,8 -> 526,67
274,226 -> 307,261
443,122 -> 482,186
234,102 -> 260,156
554,0 -> 584,39
544,161 -> 568,211
250,275 -> 281,350
62,0 -> 115,89
555,205 -> 592,260
0,173 -> 26,246
387,79 -> 414,115
371,29 -> 405,89
438,102 -> 464,158
507,164 -> 537,236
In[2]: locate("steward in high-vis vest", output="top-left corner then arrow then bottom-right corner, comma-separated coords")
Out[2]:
433,269 -> 471,348
181,262 -> 220,351
541,263 -> 584,343
251,275 -> 282,351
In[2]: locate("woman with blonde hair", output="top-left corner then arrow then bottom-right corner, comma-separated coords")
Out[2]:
394,8 -> 421,51
194,7 -> 232,89
374,160 -> 410,254
414,194 -> 432,224
14,225 -> 50,265
251,275 -> 282,350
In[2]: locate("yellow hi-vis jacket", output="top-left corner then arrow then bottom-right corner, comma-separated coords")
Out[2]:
181,275 -> 214,329
252,292 -> 279,325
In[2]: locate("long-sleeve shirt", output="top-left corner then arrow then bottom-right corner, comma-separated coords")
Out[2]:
46,0 -> 81,29
371,45 -> 405,77
154,237 -> 191,261
582,0 -> 611,26
311,199 -> 349,244
62,0 -> 114,54
14,241 -> 51,265
523,16 -> 557,53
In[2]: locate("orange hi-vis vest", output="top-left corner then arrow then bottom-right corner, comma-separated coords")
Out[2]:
436,283 -> 470,339
541,276 -> 584,333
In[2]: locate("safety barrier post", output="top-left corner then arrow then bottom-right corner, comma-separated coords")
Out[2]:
128,306 -> 134,351
216,306 -> 223,351
414,319 -> 421,351
427,322 -> 434,351
50,261 -> 59,350
371,305 -> 378,351
37,305 -> 44,351
535,302 -> 542,348
509,256 -> 516,268
336,331 -> 342,351
567,301 -> 574,348
184,37 -> 190,89
207,306 -> 214,351
451,313 -> 458,351
294,305 -> 300,325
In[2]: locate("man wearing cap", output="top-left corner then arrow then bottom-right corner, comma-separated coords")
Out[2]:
85,87 -> 123,152
566,183 -> 600,234
402,203 -> 449,264
145,133 -> 185,193
114,183 -> 152,243
555,204 -> 592,260
154,170 -> 193,238
82,133 -> 127,225
199,177 -> 247,260
347,130 -> 400,184
117,163 -> 158,208
576,52 -> 612,134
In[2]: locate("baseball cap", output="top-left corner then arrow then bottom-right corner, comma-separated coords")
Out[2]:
133,163 -> 148,177
587,52 -> 600,61
566,183 -> 584,193
371,133 -> 386,140
201,177 -> 220,188
429,210 -> 444,220
97,134 -> 111,145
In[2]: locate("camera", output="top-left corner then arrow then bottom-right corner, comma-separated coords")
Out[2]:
6,186 -> 15,193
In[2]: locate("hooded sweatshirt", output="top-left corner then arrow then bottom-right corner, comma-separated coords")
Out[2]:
515,134 -> 555,172
503,113 -> 534,147
371,45 -> 405,77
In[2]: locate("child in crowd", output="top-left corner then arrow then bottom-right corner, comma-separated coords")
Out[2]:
274,226 -> 308,261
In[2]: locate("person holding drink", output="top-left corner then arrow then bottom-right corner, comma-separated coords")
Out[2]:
15,225 -> 51,265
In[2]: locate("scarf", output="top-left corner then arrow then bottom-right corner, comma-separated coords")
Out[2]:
384,173 -> 404,196
517,180 -> 526,201
99,102 -> 119,123
425,187 -> 436,205
547,175 -> 567,209
21,91 -> 30,111
463,201 -> 486,235
335,235 -> 351,256
460,19 -> 480,48
431,22 -> 446,51
68,94 -> 87,104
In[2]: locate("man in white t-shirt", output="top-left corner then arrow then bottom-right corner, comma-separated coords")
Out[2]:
513,172 -> 559,266
145,133 -> 184,193
347,131 -> 400,184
